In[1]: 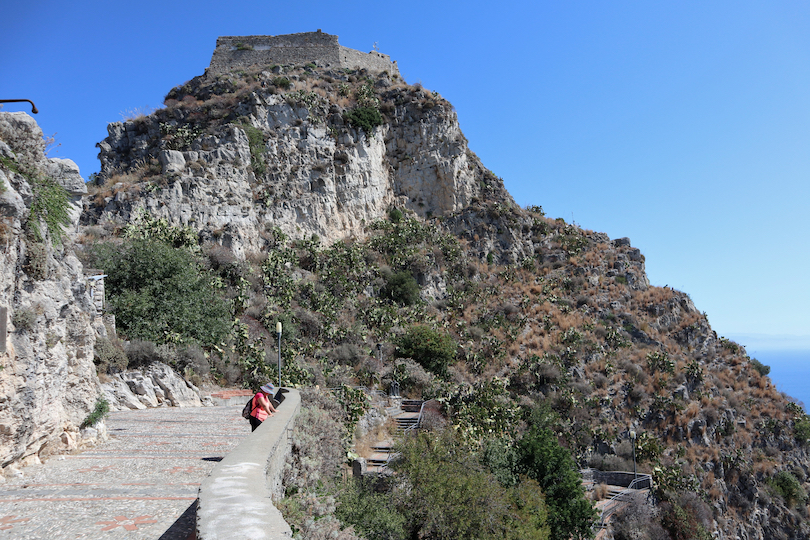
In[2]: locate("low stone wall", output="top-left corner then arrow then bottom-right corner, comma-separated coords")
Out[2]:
197,389 -> 300,539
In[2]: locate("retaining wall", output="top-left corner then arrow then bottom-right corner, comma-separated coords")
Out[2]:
197,389 -> 300,539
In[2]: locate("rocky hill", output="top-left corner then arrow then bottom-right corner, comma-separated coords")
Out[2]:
0,113 -> 103,469
77,34 -> 810,539
86,61 -> 505,258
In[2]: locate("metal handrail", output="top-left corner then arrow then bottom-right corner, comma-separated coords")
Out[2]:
403,401 -> 426,433
596,473 -> 653,528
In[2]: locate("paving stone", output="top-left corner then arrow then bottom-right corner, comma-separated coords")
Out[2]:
0,404 -> 250,539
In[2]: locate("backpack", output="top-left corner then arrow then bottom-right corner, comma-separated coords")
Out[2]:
241,395 -> 255,420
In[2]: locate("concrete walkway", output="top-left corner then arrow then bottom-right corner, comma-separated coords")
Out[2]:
0,403 -> 251,539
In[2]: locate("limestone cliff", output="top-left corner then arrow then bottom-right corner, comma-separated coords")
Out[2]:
85,65 -> 510,258
0,113 -> 102,469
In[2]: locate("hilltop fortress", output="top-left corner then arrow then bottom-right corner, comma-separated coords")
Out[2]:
208,30 -> 400,77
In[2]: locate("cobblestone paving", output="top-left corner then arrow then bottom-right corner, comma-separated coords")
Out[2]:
0,404 -> 250,539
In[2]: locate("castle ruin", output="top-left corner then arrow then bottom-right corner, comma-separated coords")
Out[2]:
208,30 -> 400,77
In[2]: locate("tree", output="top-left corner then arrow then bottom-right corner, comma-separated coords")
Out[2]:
395,325 -> 457,377
391,430 -> 550,540
381,270 -> 420,305
93,239 -> 230,347
518,411 -> 597,540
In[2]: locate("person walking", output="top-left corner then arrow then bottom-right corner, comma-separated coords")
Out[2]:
249,383 -> 277,431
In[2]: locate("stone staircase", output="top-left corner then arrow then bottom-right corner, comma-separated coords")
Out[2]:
364,440 -> 395,474
354,398 -> 424,476
392,399 -> 423,432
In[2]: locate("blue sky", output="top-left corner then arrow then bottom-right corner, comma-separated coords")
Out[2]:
2,0 -> 809,349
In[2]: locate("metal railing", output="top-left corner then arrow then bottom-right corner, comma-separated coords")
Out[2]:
596,473 -> 653,529
402,401 -> 426,433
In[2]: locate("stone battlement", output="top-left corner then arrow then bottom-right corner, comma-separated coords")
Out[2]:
208,30 -> 400,77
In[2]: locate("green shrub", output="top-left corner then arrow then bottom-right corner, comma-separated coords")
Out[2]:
81,398 -> 110,429
336,478 -> 407,540
27,175 -> 71,245
123,210 -> 198,249
751,358 -> 770,376
771,470 -> 808,507
236,123 -> 267,175
381,270 -> 420,306
11,308 -> 37,332
388,207 -> 403,223
93,336 -> 128,374
391,429 -> 550,540
92,239 -> 231,347
343,106 -> 384,135
272,77 -> 291,89
795,416 -> 810,445
395,325 -> 457,377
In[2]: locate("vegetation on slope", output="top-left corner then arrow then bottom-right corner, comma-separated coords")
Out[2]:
78,62 -> 810,539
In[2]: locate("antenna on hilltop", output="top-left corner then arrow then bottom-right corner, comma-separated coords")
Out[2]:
373,41 -> 379,52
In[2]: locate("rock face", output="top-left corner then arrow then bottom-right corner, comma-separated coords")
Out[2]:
100,362 -> 208,410
0,112 -> 101,468
85,66 -> 510,259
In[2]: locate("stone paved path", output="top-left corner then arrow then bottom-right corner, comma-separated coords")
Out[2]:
0,404 -> 250,539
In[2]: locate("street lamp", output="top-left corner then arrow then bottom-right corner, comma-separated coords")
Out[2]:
629,430 -> 637,483
0,99 -> 38,114
276,321 -> 282,389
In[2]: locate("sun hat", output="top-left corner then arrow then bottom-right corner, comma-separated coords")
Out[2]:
260,383 -> 275,394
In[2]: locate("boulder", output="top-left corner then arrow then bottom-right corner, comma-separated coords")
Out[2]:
100,362 -> 203,410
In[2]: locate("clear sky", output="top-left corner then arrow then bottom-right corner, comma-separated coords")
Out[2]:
2,0 -> 809,349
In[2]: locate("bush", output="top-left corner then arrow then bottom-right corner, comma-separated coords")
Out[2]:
125,340 -> 162,368
751,358 -> 770,376
391,429 -> 550,540
81,398 -> 110,429
612,495 -> 670,540
92,239 -> 231,347
389,358 -> 435,398
272,77 -> 291,89
24,241 -> 49,280
94,336 -> 128,374
336,478 -> 407,540
11,308 -> 37,332
660,500 -> 712,540
795,415 -> 810,445
343,106 -> 384,135
380,270 -> 420,306
395,325 -> 457,377
771,470 -> 808,507
388,207 -> 403,223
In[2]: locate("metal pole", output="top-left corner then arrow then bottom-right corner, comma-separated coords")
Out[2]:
276,321 -> 282,389
630,430 -> 637,482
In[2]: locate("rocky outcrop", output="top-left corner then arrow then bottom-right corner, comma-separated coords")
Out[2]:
0,112 -> 101,469
85,67 -> 511,258
100,362 -> 209,410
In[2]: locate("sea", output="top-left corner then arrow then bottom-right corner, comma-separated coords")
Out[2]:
748,349 -> 810,409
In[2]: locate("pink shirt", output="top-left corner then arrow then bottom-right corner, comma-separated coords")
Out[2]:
251,393 -> 269,421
